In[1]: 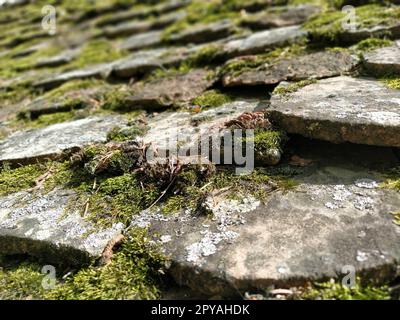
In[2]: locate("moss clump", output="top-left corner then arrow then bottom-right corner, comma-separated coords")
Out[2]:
192,90 -> 232,108
0,258 -> 46,300
390,211 -> 400,226
43,79 -> 106,100
101,88 -> 132,112
252,130 -> 287,153
273,79 -> 317,95
382,77 -> 400,90
302,278 -> 391,300
45,229 -> 166,300
107,126 -> 146,142
0,163 -> 50,195
303,4 -> 400,45
355,38 -> 393,52
186,44 -> 223,66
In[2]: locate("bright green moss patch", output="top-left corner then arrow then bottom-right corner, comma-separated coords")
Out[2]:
303,4 -> 400,44
251,130 -> 287,153
43,79 -> 106,100
192,90 -> 232,108
0,258 -> 46,300
273,79 -> 317,95
0,163 -> 49,195
0,229 -> 167,300
45,229 -> 166,300
302,278 -> 391,300
382,77 -> 400,90
354,38 -> 393,52
101,88 -> 132,112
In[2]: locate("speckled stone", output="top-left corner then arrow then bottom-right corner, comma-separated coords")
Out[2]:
0,115 -> 125,164
269,76 -> 400,147
0,188 -> 124,265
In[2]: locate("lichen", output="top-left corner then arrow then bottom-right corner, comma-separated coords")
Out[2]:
382,77 -> 400,90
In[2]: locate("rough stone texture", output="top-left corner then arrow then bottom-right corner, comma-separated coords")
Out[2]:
132,141 -> 400,296
339,24 -> 400,45
34,49 -> 80,68
168,19 -> 235,44
363,40 -> 400,76
241,4 -> 321,30
222,50 -> 358,87
120,30 -> 163,51
223,25 -> 307,57
0,189 -> 124,266
123,69 -> 216,109
33,63 -> 113,90
111,47 -> 192,78
269,76 -> 400,148
0,115 -> 125,164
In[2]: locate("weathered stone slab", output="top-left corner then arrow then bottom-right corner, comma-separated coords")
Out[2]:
167,19 -> 235,44
34,63 -> 113,90
123,69 -> 215,109
241,4 -> 321,30
132,142 -> 400,296
269,76 -> 400,147
223,50 -> 358,87
0,189 -> 124,266
111,47 -> 190,78
363,40 -> 400,76
223,25 -> 307,57
34,49 -> 80,68
0,115 -> 125,164
102,11 -> 185,39
120,30 -> 163,51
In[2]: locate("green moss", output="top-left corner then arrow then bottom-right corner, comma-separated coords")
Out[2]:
101,88 -> 132,112
252,130 -> 286,152
303,4 -> 400,45
107,126 -> 146,142
390,211 -> 400,226
192,90 -> 232,108
0,229 -> 166,300
30,111 -> 77,127
355,38 -> 393,52
187,44 -> 223,66
273,79 -> 317,95
45,229 -> 166,300
66,39 -> 127,69
0,259 -> 46,300
302,278 -> 391,300
0,163 -> 49,195
382,77 -> 400,90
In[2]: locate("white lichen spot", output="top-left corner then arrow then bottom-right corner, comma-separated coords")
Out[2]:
160,235 -> 172,243
354,178 -> 378,189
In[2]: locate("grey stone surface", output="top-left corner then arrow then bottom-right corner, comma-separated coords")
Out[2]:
132,142 -> 400,296
0,188 -> 124,265
269,76 -> 400,147
120,30 -> 163,51
124,69 -> 215,109
363,40 -> 400,76
223,25 -> 307,57
222,50 -> 358,87
33,63 -> 113,89
241,4 -> 321,30
167,19 -> 235,44
111,47 -> 191,78
34,49 -> 80,68
0,115 -> 125,164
